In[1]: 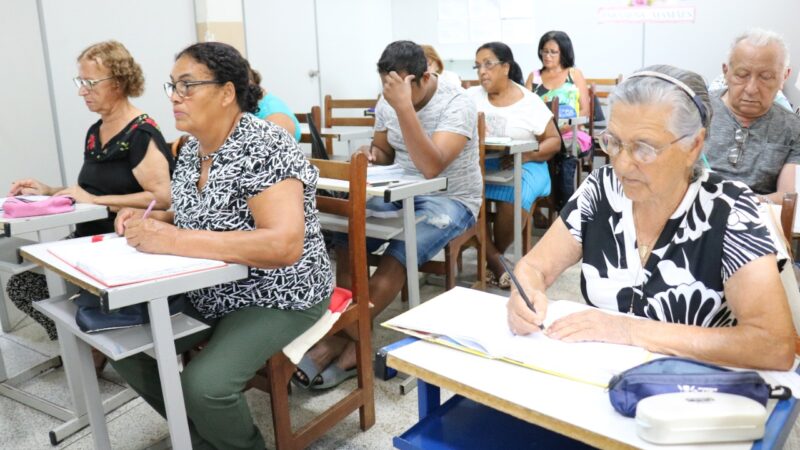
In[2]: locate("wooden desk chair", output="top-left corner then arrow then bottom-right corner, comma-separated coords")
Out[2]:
416,112 -> 487,290
247,153 -> 375,449
295,106 -> 322,145
586,75 -> 622,167
323,95 -> 377,153
522,98 -> 562,252
169,134 -> 190,159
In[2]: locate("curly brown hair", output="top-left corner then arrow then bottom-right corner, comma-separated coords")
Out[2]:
78,40 -> 144,97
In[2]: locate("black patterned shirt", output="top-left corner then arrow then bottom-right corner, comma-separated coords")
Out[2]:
560,166 -> 777,327
172,113 -> 333,318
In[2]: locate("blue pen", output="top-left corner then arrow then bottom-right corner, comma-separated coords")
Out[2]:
701,153 -> 711,170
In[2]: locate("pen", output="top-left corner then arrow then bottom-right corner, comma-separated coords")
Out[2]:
498,256 -> 545,331
142,199 -> 156,220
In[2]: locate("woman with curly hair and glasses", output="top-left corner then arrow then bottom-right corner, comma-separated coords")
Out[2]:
7,40 -> 173,346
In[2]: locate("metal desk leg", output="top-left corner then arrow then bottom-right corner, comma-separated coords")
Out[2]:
402,197 -> 420,307
55,322 -> 111,449
417,378 -> 440,419
149,297 -> 192,449
513,152 -> 523,261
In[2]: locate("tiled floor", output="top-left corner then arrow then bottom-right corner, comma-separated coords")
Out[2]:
2,249 -> 800,449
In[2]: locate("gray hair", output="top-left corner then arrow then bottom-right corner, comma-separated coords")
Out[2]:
728,28 -> 790,70
609,64 -> 711,182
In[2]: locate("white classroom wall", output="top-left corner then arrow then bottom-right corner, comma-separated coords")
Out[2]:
0,0 -> 62,189
391,0 -> 800,105
37,0 -> 196,185
5,0 -> 800,186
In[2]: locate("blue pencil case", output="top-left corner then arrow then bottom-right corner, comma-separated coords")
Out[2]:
608,357 -> 792,418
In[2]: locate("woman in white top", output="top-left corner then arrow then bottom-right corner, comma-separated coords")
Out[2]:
466,42 -> 561,288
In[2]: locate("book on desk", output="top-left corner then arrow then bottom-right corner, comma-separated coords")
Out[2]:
47,234 -> 227,287
383,287 -> 652,387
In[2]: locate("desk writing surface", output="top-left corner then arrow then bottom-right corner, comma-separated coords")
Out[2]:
485,139 -> 539,154
0,202 -> 108,236
20,236 -> 249,311
389,340 -> 760,450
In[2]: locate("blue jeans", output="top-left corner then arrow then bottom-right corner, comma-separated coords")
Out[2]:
337,195 -> 476,267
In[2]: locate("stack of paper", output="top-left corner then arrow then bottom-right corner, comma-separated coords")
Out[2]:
383,287 -> 651,387
49,236 -> 227,287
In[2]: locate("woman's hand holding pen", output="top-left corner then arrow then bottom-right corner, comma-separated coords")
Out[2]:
114,207 -> 143,235
507,285 -> 548,335
123,217 -> 178,254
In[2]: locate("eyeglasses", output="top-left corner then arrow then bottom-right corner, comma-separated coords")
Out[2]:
472,60 -> 503,71
599,130 -> 691,164
163,80 -> 223,99
539,49 -> 560,57
73,76 -> 114,91
727,128 -> 749,166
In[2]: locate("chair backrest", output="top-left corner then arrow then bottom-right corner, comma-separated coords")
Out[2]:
295,106 -> 322,145
309,153 -> 369,306
169,134 -> 190,159
324,95 -> 377,128
587,75 -> 623,150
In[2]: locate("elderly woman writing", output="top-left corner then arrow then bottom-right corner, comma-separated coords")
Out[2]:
507,65 -> 795,370
112,42 -> 333,448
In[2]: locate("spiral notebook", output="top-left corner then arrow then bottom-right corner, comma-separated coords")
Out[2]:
383,287 -> 652,387
48,235 -> 227,287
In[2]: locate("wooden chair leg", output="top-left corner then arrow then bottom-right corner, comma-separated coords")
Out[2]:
445,244 -> 458,290
268,354 -> 295,450
401,282 -> 409,303
355,314 -> 376,430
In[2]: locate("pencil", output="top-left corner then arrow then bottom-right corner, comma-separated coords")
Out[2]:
142,199 -> 156,220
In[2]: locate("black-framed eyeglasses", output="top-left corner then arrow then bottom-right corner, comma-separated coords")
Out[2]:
539,49 -> 560,57
727,128 -> 749,167
73,76 -> 114,91
599,130 -> 691,164
472,60 -> 503,71
163,80 -> 223,98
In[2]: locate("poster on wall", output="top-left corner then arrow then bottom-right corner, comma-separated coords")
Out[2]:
598,0 -> 695,24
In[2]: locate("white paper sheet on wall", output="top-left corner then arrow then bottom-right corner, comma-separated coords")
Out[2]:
498,0 -> 534,18
501,18 -> 535,44
470,17 -> 502,43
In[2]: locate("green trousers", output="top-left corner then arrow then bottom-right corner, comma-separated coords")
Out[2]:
110,297 -> 329,450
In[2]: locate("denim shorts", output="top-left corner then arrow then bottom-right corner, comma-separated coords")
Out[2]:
335,195 -> 476,267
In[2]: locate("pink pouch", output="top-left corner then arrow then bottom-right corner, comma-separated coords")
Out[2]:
2,196 -> 75,218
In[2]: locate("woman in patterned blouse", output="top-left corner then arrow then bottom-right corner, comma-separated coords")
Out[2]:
506,65 -> 795,371
112,42 -> 333,449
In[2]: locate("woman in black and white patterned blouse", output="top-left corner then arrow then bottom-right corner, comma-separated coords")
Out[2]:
507,65 -> 795,371
112,42 -> 333,449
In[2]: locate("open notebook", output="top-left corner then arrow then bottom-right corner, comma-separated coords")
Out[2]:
48,235 -> 227,287
383,287 -> 652,387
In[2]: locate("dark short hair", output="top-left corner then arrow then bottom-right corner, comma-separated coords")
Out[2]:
377,40 -> 427,85
176,42 -> 262,113
476,41 -> 524,85
538,31 -> 576,69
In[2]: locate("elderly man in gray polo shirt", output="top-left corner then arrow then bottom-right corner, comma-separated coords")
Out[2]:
704,29 -> 800,203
